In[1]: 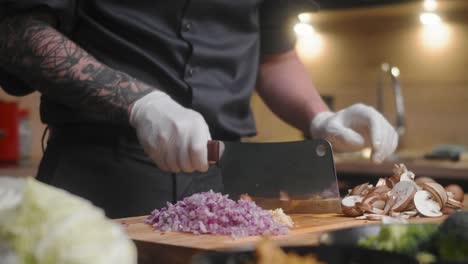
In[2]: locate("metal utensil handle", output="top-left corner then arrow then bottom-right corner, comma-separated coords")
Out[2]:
207,140 -> 224,163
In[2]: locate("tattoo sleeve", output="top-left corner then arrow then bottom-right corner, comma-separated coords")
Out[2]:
0,16 -> 153,123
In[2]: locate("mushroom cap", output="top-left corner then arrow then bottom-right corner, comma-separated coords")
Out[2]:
414,190 -> 443,217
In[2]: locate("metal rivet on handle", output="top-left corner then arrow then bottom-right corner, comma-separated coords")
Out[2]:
316,144 -> 327,157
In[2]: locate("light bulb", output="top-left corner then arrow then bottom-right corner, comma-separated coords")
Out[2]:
298,13 -> 312,23
294,22 -> 315,37
423,0 -> 437,11
420,12 -> 441,26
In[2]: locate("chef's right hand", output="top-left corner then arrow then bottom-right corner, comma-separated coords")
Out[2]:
130,91 -> 211,173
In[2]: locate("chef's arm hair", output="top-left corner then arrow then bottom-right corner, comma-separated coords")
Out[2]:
256,49 -> 329,134
0,12 -> 154,123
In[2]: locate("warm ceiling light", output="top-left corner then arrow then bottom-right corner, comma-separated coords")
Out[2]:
294,22 -> 315,37
420,12 -> 441,26
298,13 -> 312,23
391,67 -> 400,77
421,23 -> 449,49
381,63 -> 390,72
423,0 -> 438,11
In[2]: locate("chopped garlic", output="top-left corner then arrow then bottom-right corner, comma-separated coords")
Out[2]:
268,208 -> 294,227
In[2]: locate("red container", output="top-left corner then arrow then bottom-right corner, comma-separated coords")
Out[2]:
0,101 -> 19,162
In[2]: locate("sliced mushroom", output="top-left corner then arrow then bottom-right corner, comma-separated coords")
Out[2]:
390,181 -> 417,212
372,200 -> 387,210
402,210 -> 418,217
350,183 -> 371,196
383,195 -> 397,215
414,190 -> 443,217
368,185 -> 391,197
422,182 -> 448,209
376,178 -> 387,187
403,200 -> 416,211
365,214 -> 384,221
392,164 -> 405,176
446,198 -> 464,209
415,176 -> 436,186
386,176 -> 399,188
363,193 -> 387,209
390,211 -> 401,217
400,171 -> 415,182
441,207 -> 457,215
355,202 -> 373,213
371,207 -> 384,215
341,195 -> 364,217
355,215 -> 367,220
444,184 -> 464,203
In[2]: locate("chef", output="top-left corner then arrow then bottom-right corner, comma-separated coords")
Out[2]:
0,1 -> 397,218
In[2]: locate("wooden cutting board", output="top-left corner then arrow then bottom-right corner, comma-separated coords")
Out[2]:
116,214 -> 445,264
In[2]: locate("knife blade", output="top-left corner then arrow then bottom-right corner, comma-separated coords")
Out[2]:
207,140 -> 341,214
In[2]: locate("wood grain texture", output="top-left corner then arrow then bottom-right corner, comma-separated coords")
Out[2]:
117,214 -> 445,251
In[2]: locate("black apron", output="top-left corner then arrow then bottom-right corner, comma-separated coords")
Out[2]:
36,125 -> 224,219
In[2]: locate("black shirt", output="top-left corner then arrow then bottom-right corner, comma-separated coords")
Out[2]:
0,0 -> 317,140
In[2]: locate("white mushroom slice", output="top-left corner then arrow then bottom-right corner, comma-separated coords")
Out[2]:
422,182 -> 448,208
402,210 -> 418,216
390,212 -> 401,217
415,177 -> 436,186
372,200 -> 386,210
355,202 -> 374,213
400,171 -> 415,182
403,200 -> 416,211
371,207 -> 384,215
350,183 -> 370,196
355,215 -> 368,220
444,184 -> 464,203
446,198 -> 464,209
368,185 -> 391,196
414,190 -> 443,217
341,195 -> 364,217
365,214 -> 384,221
342,195 -> 363,207
386,176 -> 399,189
446,191 -> 455,200
362,194 -> 387,210
383,195 -> 397,215
392,164 -> 407,175
376,178 -> 387,187
390,181 -> 417,212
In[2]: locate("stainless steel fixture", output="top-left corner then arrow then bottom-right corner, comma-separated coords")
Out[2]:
377,63 -> 406,138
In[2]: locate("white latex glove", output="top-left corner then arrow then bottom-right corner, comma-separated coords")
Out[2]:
310,103 -> 398,163
130,91 -> 211,173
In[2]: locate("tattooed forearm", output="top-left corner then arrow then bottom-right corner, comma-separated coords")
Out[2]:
0,16 -> 153,123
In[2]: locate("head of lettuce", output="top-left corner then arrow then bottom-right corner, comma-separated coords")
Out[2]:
0,176 -> 137,264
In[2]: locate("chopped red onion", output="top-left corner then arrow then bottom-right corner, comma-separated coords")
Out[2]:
145,191 -> 289,237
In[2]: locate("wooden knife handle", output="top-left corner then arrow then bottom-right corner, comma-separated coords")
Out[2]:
207,140 -> 224,163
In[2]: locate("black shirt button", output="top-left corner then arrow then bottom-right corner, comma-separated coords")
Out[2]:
186,67 -> 194,77
183,21 -> 192,32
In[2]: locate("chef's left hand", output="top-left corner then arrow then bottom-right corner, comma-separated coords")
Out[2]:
309,103 -> 398,163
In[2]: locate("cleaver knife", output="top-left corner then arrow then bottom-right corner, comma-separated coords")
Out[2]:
207,140 -> 341,214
